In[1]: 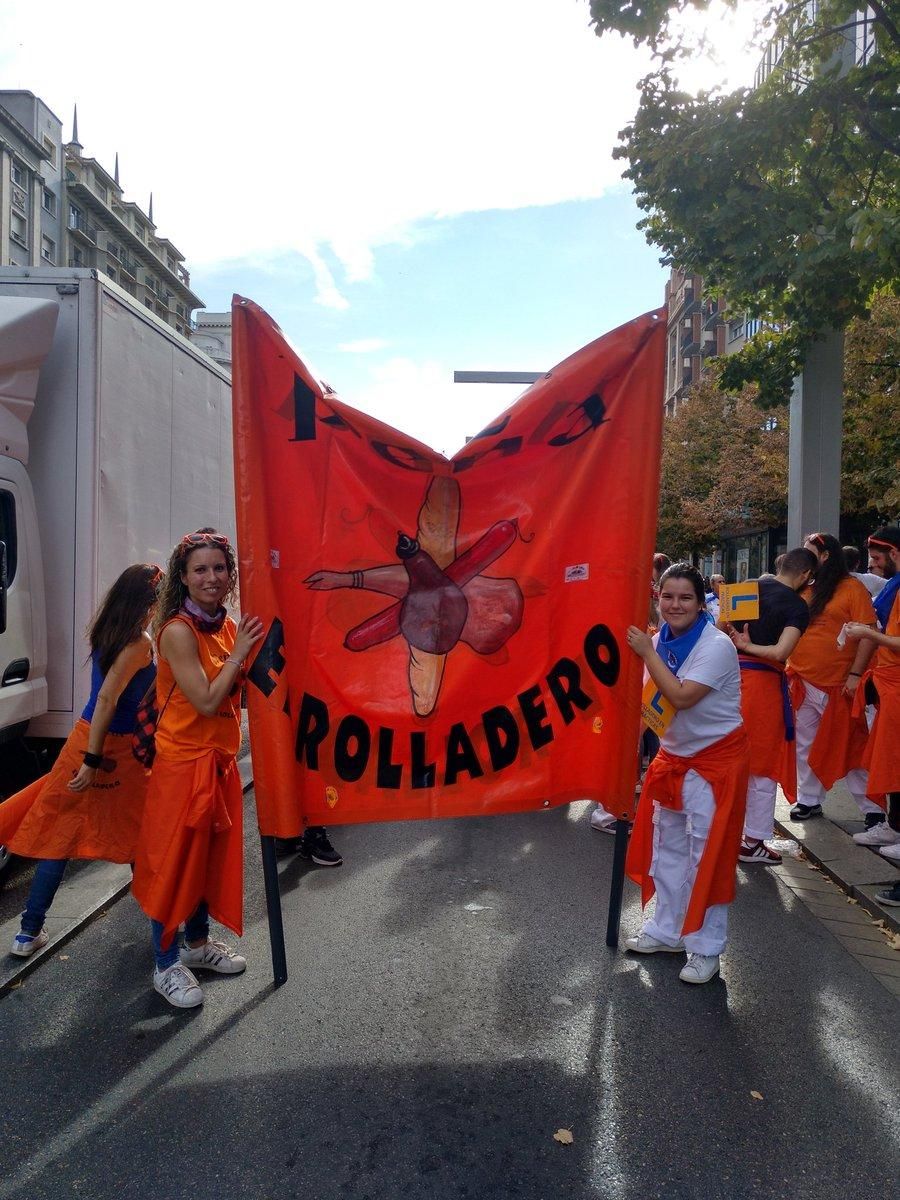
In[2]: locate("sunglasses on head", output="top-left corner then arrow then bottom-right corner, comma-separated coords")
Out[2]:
180,532 -> 230,548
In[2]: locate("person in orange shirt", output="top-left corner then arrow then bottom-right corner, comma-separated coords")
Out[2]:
844,528 -> 900,908
2,564 -> 162,957
132,531 -> 263,1010
787,532 -> 881,823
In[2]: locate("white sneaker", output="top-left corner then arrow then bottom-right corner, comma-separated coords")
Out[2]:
679,953 -> 720,984
878,842 -> 900,863
10,927 -> 49,958
624,932 -> 684,954
153,963 -> 204,1008
180,938 -> 246,974
853,823 -> 900,846
590,807 -> 617,834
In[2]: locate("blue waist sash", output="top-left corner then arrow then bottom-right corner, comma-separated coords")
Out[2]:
739,659 -> 794,742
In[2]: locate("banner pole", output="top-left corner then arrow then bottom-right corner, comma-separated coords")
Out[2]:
259,834 -> 288,987
605,819 -> 629,948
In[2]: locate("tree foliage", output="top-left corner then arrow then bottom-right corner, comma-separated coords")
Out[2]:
657,372 -> 789,555
589,0 -> 900,404
841,291 -> 900,518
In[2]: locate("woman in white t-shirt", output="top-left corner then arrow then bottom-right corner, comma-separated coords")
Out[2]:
623,563 -> 750,985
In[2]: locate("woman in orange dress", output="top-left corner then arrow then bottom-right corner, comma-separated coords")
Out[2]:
131,530 -> 262,1010
2,564 -> 163,957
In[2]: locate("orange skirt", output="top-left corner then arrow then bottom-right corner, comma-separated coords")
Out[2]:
0,719 -> 150,862
863,667 -> 900,798
131,750 -> 243,949
789,673 -> 869,792
739,661 -> 797,802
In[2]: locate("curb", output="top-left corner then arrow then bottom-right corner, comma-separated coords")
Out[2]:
773,785 -> 900,937
0,755 -> 255,998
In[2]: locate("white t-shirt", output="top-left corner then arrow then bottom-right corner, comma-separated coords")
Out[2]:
653,623 -> 742,757
851,571 -> 886,598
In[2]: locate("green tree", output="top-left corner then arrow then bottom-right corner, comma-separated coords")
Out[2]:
589,0 -> 900,405
841,291 -> 900,518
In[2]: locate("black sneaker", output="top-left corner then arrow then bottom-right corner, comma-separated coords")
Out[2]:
790,803 -> 823,821
274,836 -> 305,856
299,826 -> 343,867
876,882 -> 900,908
864,812 -> 886,831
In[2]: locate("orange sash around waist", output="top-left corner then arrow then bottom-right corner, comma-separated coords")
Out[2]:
738,657 -> 796,802
0,720 -> 150,862
857,665 -> 900,800
131,749 -> 243,949
788,671 -> 868,791
626,725 -> 750,936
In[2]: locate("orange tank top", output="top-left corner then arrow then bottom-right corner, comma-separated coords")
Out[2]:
154,615 -> 241,761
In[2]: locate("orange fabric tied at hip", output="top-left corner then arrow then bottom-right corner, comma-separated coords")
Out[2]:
626,725 -> 750,937
789,671 -> 869,792
738,656 -> 797,802
859,665 -> 900,800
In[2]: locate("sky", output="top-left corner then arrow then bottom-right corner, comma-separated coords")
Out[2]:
0,0 -> 764,455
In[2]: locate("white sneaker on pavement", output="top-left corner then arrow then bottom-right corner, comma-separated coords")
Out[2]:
180,938 -> 246,974
853,823 -> 900,846
878,842 -> 900,863
590,807 -> 617,834
624,932 -> 684,954
153,963 -> 203,1008
679,953 -> 720,984
10,927 -> 49,958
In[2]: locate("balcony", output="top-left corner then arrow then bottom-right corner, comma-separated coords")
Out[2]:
68,214 -> 97,244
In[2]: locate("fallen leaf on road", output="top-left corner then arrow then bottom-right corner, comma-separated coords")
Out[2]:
750,1091 -> 763,1101
59,955 -> 70,961
553,1129 -> 574,1144
8,979 -> 23,989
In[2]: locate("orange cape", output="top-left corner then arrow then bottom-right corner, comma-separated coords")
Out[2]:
0,720 -> 149,862
626,725 -> 750,936
131,751 -> 243,949
788,672 -> 869,793
738,657 -> 797,801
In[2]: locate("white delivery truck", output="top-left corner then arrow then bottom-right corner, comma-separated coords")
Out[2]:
0,268 -> 233,869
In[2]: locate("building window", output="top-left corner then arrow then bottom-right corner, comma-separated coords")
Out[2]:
11,160 -> 25,187
107,241 -> 120,260
72,247 -> 84,267
42,134 -> 58,167
107,266 -> 117,282
94,179 -> 108,202
41,234 -> 56,264
11,211 -> 27,247
144,299 -> 153,311
42,188 -> 57,216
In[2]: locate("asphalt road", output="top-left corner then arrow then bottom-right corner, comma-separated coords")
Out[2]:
1,795 -> 897,1200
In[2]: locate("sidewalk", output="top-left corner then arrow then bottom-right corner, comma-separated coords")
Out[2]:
0,755 -> 255,996
774,780 -> 900,935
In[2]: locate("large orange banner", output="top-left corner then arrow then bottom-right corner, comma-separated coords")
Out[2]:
232,297 -> 665,835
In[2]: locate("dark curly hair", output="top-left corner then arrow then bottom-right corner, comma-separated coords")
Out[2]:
87,563 -> 164,674
153,529 -> 237,634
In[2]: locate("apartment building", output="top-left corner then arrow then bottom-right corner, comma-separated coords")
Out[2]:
663,269 -> 748,416
1,91 -> 203,337
192,312 -> 232,372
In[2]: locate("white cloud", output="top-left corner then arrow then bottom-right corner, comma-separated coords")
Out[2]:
0,0 -> 762,300
337,338 -> 390,354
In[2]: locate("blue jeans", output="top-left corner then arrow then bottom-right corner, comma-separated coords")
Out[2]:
150,902 -> 209,971
21,858 -> 68,934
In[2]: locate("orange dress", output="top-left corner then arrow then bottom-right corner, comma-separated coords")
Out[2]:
131,615 -> 244,948
626,725 -> 750,936
858,591 -> 900,798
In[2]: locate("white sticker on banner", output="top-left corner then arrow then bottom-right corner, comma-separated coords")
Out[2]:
564,563 -> 589,582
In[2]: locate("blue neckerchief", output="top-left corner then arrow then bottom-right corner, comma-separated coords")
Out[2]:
657,614 -> 707,676
874,573 -> 900,631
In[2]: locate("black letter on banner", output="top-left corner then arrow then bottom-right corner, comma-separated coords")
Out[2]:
546,658 -> 593,725
370,442 -> 434,472
376,727 -> 403,789
444,723 -> 485,785
410,732 -> 436,789
319,409 -> 362,437
468,414 -> 511,441
584,624 -> 620,687
246,619 -> 286,699
517,686 -> 554,750
291,375 -> 318,442
334,715 -> 371,782
452,437 -> 523,474
295,692 -> 329,768
482,705 -> 520,771
548,394 -> 608,447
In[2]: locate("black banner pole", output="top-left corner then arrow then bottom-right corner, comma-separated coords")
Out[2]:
605,819 -> 630,948
259,834 -> 288,987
